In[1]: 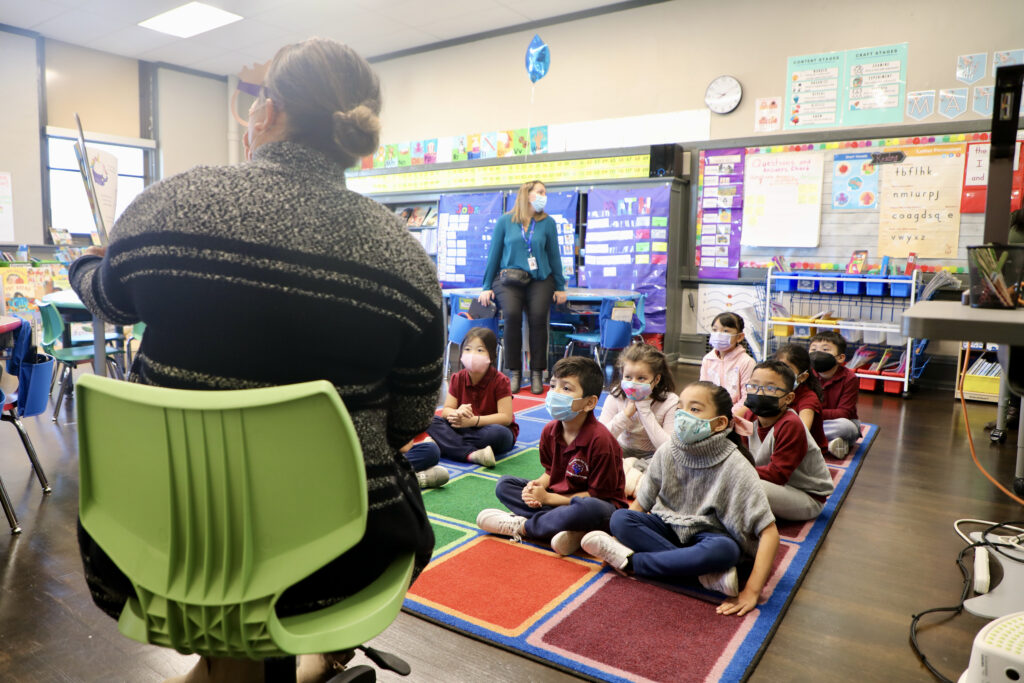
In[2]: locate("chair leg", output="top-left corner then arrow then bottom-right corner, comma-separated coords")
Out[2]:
6,410 -> 51,493
0,474 -> 21,534
52,365 -> 74,423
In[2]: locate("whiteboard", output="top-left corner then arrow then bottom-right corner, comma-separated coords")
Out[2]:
742,151 -> 825,247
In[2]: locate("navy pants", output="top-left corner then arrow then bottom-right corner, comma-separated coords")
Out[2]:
610,509 -> 740,583
404,440 -> 440,472
426,416 -> 515,462
496,475 -> 617,542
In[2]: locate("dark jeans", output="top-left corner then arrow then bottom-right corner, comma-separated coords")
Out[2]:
493,275 -> 556,372
495,475 -> 617,542
610,509 -> 740,583
426,416 -> 515,461
404,440 -> 441,471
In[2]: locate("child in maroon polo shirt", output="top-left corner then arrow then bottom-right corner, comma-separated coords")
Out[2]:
808,331 -> 861,459
477,356 -> 626,557
427,327 -> 517,467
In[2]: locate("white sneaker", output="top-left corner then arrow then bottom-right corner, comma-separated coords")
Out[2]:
476,508 -> 526,540
581,530 -> 632,572
624,468 -> 644,498
550,530 -> 586,556
698,567 -> 739,596
415,465 -> 449,489
828,437 -> 850,459
622,457 -> 638,473
468,445 -> 496,467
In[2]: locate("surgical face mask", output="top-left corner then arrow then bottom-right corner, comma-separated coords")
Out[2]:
709,332 -> 735,352
545,391 -> 579,421
531,194 -> 547,213
810,351 -> 838,373
674,409 -> 715,445
460,352 -> 490,374
744,393 -> 783,418
620,380 -> 652,401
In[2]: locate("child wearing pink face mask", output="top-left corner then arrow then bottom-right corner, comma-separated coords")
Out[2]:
427,326 -> 517,467
599,342 -> 678,496
700,312 -> 757,410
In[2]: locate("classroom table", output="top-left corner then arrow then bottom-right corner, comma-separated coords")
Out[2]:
41,290 -> 107,376
0,316 -> 22,336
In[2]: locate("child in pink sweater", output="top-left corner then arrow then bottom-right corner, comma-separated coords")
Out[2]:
599,342 -> 678,496
700,312 -> 757,409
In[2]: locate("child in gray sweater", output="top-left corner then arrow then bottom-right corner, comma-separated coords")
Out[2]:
582,381 -> 780,617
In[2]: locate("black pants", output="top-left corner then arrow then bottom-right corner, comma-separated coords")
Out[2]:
494,275 -> 555,372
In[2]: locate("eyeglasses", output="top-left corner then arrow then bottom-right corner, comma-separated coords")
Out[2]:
744,383 -> 788,396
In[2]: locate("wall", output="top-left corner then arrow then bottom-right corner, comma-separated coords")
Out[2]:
157,68 -> 229,177
372,0 -> 1024,144
0,31 -> 44,245
45,40 -> 140,138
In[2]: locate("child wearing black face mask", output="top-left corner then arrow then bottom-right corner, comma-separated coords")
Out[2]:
741,361 -> 834,521
807,331 -> 860,459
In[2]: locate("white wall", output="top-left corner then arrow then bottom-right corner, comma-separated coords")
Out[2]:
45,40 -> 141,138
372,0 -> 1024,145
157,68 -> 229,178
0,31 -> 43,244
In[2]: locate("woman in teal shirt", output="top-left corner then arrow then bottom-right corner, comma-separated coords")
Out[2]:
479,180 -> 568,394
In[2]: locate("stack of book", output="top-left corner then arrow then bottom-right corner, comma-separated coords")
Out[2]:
966,357 -> 1003,378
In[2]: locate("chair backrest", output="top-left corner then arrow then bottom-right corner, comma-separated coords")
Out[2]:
17,353 -> 54,417
36,302 -> 65,351
597,295 -> 646,350
448,313 -> 499,348
76,375 -> 368,658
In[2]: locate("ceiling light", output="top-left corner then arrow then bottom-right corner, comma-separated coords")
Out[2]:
139,2 -> 242,39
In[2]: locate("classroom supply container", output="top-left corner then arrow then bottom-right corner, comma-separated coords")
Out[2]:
840,273 -> 864,295
963,374 -> 1001,396
967,245 -> 1024,309
795,272 -> 818,293
862,328 -> 886,344
819,275 -> 840,294
772,275 -> 797,292
791,316 -> 817,338
888,275 -> 913,298
886,330 -> 907,346
864,276 -> 887,296
772,317 -> 794,337
838,322 -> 862,343
881,371 -> 904,394
858,368 -> 880,391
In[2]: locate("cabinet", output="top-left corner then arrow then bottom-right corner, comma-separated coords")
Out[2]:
954,342 -> 1002,403
762,266 -> 923,397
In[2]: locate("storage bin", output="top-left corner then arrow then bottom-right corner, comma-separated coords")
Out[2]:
881,371 -> 904,394
862,328 -> 885,344
858,368 -> 880,391
840,273 -> 864,295
791,316 -> 817,338
838,322 -> 863,343
772,275 -> 797,292
888,275 -> 913,298
771,317 -> 794,337
963,374 -> 1000,396
864,276 -> 887,296
819,276 -> 840,294
795,272 -> 818,293
886,330 -> 907,346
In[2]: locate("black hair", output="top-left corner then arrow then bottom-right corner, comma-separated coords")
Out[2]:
552,356 -> 604,400
752,360 -> 796,392
711,311 -> 745,332
610,341 -> 676,402
686,380 -> 754,465
809,330 -> 847,357
774,343 -> 824,402
462,326 -> 498,366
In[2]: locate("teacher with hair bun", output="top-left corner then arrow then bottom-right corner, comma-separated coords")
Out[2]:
479,180 -> 568,395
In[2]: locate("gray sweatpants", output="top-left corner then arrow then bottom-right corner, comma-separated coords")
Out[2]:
761,480 -> 825,521
824,418 -> 860,444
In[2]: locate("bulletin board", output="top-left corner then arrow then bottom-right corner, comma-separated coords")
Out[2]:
695,131 -> 1024,274
436,191 -> 504,287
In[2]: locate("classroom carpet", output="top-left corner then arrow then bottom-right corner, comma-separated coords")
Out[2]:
403,391 -> 879,683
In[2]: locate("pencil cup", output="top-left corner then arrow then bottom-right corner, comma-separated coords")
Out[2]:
967,245 -> 1024,309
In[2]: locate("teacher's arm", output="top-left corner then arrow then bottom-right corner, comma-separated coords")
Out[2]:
479,215 -> 506,305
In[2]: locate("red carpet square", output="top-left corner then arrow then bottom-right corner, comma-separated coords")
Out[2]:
531,574 -> 754,683
408,536 -> 598,636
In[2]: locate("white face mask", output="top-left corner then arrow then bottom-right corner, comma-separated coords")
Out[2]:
531,194 -> 547,212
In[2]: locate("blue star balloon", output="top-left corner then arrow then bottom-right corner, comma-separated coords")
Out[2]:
525,34 -> 550,83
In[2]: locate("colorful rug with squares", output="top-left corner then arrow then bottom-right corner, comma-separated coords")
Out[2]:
403,390 -> 878,682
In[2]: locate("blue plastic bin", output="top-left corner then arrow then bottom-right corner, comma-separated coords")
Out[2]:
772,274 -> 797,292
888,275 -> 913,297
864,276 -> 887,296
840,273 -> 863,295
795,272 -> 818,293
819,274 -> 840,294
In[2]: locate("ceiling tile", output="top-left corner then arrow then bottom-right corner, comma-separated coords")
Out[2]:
422,5 -> 531,41
31,8 -> 122,44
83,0 -> 180,24
85,24 -> 178,57
186,17 -> 288,51
0,0 -> 69,29
138,38 -> 225,65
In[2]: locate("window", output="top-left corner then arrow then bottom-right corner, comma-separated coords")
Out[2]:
46,136 -> 149,236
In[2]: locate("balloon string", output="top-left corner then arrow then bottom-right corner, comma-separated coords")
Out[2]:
526,84 -> 535,161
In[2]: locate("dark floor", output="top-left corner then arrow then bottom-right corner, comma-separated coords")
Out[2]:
0,364 -> 1020,682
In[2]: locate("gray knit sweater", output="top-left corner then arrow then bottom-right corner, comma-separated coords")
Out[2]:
635,430 -> 775,557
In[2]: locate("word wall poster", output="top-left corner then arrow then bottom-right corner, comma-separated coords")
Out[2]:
697,148 -> 745,279
584,185 -> 671,332
437,191 -> 504,288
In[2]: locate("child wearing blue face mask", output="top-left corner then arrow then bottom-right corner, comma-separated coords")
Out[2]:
582,381 -> 779,617
599,342 -> 678,497
700,312 -> 757,409
477,356 -> 627,556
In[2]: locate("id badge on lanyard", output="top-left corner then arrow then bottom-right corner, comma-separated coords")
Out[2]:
526,220 -> 538,271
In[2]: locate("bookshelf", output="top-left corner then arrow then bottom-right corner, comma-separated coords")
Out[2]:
955,341 -> 1002,403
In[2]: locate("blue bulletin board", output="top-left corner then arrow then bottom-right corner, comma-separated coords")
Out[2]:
437,191 -> 504,287
584,185 -> 671,333
507,190 -> 578,287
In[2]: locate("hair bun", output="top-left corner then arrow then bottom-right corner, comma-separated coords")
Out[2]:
332,104 -> 380,158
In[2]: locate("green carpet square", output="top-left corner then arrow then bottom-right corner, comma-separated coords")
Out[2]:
421,474 -> 503,525
429,520 -> 475,555
489,447 -> 544,479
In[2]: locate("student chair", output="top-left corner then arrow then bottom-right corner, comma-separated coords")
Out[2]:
123,321 -> 146,369
37,301 -> 125,423
445,312 -> 502,379
563,296 -> 646,383
76,375 -> 415,683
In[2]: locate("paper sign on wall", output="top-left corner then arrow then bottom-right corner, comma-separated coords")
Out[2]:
878,144 -> 966,258
742,151 -> 824,247
754,97 -> 781,132
0,172 -> 14,243
832,153 -> 878,209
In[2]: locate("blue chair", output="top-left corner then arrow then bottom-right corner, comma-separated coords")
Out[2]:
563,295 -> 646,382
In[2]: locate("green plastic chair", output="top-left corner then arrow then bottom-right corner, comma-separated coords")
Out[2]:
76,375 -> 415,682
37,301 -> 125,423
